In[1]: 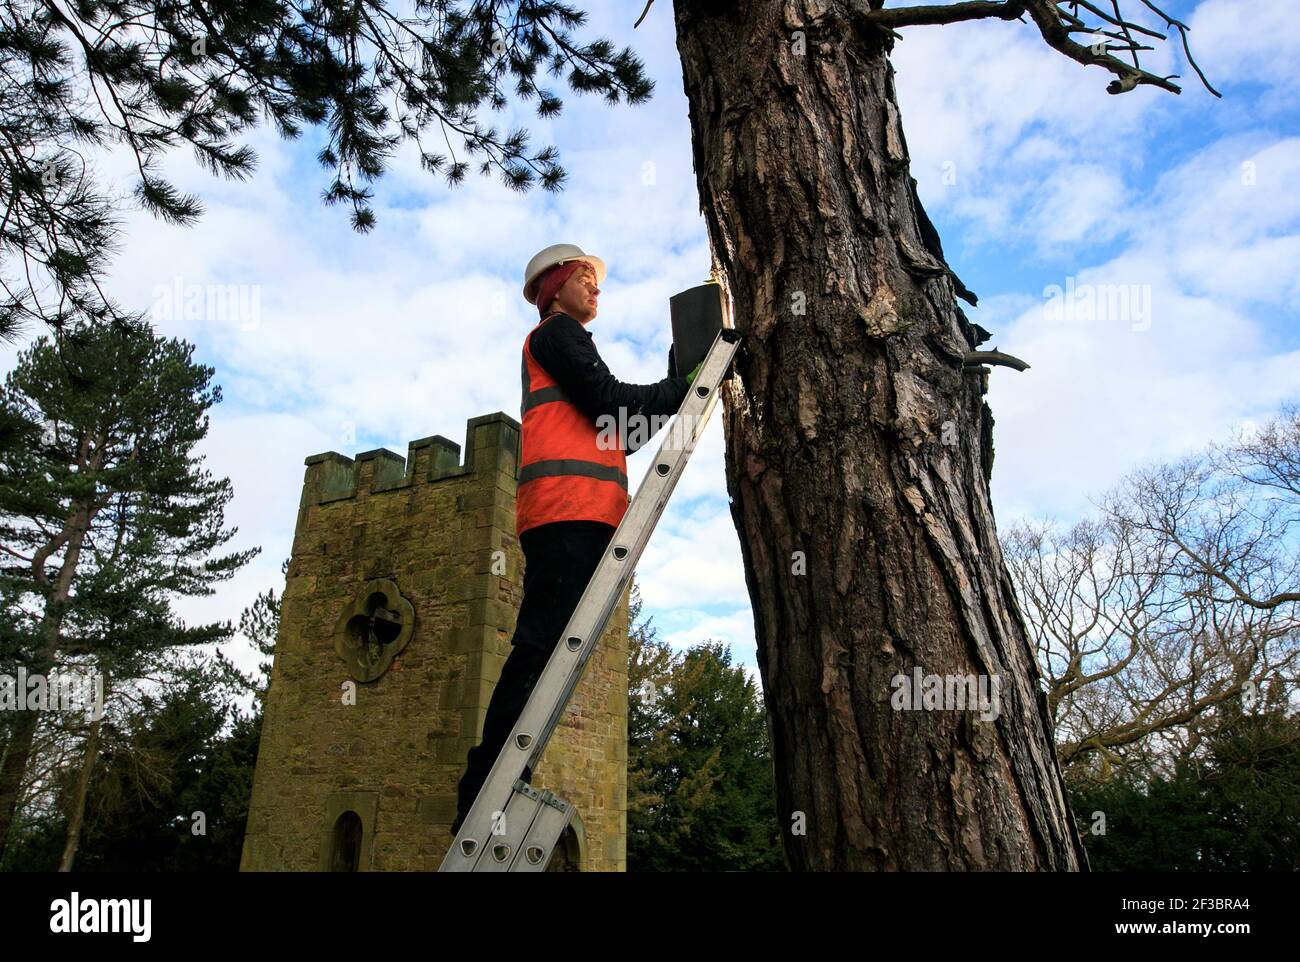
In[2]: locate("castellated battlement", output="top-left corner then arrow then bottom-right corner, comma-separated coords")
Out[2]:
300,412 -> 522,506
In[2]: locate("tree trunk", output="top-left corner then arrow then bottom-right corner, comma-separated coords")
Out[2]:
0,694 -> 41,863
59,706 -> 103,872
0,495 -> 94,861
0,638 -> 57,863
672,0 -> 1087,870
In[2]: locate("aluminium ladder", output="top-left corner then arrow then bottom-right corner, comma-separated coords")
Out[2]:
438,325 -> 742,872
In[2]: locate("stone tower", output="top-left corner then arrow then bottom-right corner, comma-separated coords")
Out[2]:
239,413 -> 630,872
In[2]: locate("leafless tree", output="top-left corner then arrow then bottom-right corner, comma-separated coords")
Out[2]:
1004,408 -> 1300,784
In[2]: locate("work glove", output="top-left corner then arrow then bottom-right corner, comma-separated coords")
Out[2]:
668,344 -> 704,385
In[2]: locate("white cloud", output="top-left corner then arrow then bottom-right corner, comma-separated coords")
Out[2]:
1190,0 -> 1300,93
988,133 -> 1300,520
659,609 -> 759,673
1025,165 -> 1129,251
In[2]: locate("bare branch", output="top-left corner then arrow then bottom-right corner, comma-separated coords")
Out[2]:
634,1 -> 655,29
854,0 -> 1030,29
851,0 -> 1221,97
964,349 -> 1030,371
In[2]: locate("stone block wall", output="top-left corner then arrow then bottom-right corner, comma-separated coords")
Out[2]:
239,413 -> 630,872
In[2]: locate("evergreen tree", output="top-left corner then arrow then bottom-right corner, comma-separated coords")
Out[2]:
4,661 -> 260,872
1068,765 -> 1225,872
0,319 -> 258,861
213,557 -> 285,705
1070,684 -> 1300,872
626,580 -> 782,871
3,566 -> 283,872
1,0 -> 649,337
1197,683 -> 1300,871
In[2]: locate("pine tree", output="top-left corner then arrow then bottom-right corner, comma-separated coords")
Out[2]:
3,563 -> 283,871
3,660 -> 260,872
1,0 -> 648,337
0,319 -> 258,861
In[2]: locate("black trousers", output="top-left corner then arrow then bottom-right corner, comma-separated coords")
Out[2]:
455,519 -> 615,820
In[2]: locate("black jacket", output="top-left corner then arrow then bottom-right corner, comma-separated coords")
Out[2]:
528,313 -> 691,455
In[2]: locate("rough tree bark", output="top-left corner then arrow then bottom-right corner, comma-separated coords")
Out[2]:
672,0 -> 1087,870
58,695 -> 104,872
0,481 -> 98,861
0,601 -> 76,863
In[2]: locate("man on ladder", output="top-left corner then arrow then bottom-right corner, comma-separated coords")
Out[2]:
451,243 -> 704,835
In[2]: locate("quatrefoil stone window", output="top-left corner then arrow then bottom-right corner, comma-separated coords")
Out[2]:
333,578 -> 415,682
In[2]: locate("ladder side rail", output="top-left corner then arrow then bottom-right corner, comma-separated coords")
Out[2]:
439,329 -> 739,871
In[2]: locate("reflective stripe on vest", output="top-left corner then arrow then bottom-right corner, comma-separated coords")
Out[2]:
521,385 -> 570,417
519,458 -> 628,488
516,312 -> 629,534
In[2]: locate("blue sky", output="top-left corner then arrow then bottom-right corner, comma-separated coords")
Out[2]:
6,0 -> 1297,689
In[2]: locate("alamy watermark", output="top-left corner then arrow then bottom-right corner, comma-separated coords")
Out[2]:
151,276 -> 261,331
594,409 -> 708,454
1043,276 -> 1151,331
891,667 -> 1002,722
50,893 -> 150,942
0,668 -> 104,720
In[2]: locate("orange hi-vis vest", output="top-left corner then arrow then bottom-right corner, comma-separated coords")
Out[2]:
516,312 -> 629,535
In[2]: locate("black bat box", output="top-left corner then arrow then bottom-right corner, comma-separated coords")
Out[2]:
670,281 -> 731,380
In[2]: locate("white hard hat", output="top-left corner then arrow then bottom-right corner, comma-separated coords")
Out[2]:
522,243 -> 607,304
